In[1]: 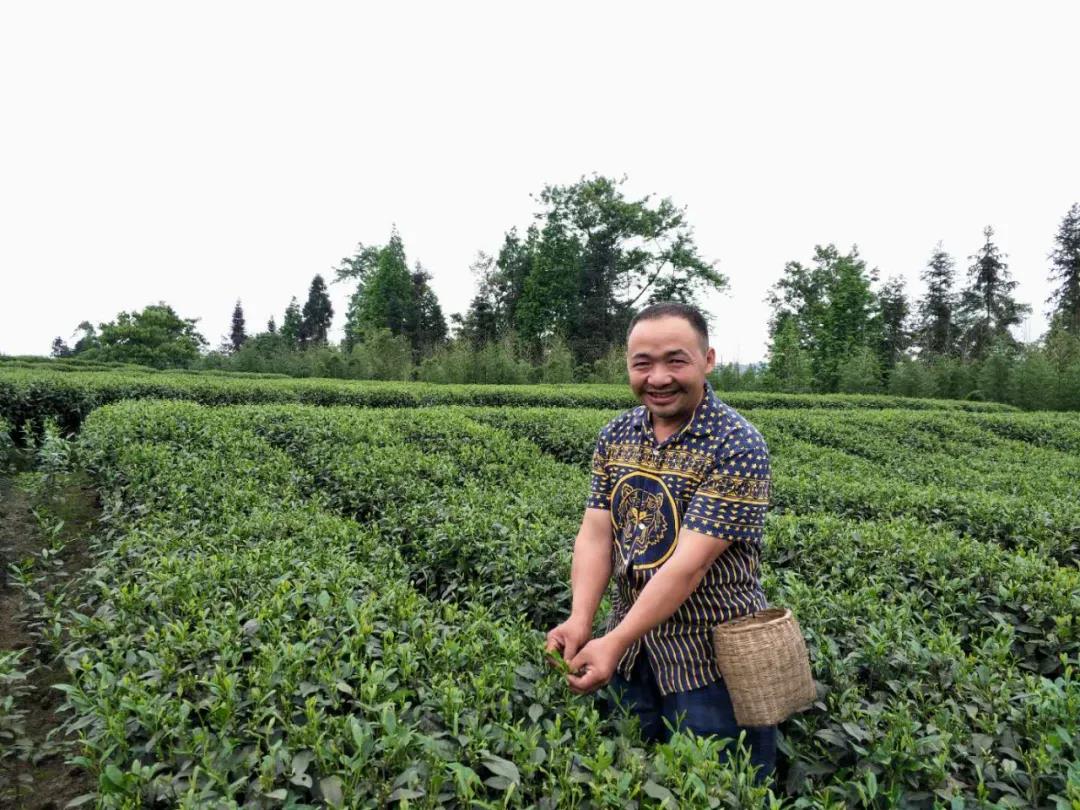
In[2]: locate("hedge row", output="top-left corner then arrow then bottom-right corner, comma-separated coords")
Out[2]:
0,368 -> 1017,436
65,401 -> 776,807
467,407 -> 1080,565
54,401 -> 1080,807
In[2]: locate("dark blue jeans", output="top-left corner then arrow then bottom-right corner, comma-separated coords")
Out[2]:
606,655 -> 777,786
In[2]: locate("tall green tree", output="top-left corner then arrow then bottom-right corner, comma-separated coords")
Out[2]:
765,254 -> 830,349
453,255 -> 501,346
300,275 -> 333,346
914,242 -> 959,357
768,244 -> 878,392
71,321 -> 99,354
85,303 -> 207,368
338,230 -> 446,359
1046,202 -> 1080,334
837,344 -> 883,394
957,226 -> 1031,359
818,247 -> 879,391
762,316 -> 813,392
455,242 -> 532,346
266,317 -> 277,335
50,337 -> 72,357
229,300 -> 247,353
464,175 -> 725,364
406,264 -> 447,360
280,298 -> 303,348
876,276 -> 911,375
340,231 -> 413,348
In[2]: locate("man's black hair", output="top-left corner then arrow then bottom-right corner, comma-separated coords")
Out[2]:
626,301 -> 709,352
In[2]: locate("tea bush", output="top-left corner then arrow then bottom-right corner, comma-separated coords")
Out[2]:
62,402 -> 778,808
468,407 -> 1080,564
0,368 -> 1017,438
48,401 -> 1080,808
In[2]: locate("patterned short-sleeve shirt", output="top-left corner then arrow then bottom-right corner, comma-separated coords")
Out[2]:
586,382 -> 770,695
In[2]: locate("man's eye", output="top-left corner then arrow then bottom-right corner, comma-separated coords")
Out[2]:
670,359 -> 686,366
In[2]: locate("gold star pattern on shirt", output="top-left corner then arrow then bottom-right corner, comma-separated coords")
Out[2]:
585,382 -> 771,696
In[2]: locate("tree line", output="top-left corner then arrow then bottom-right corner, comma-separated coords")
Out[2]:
45,175 -> 1080,409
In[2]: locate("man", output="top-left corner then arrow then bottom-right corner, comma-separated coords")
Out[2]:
545,301 -> 777,782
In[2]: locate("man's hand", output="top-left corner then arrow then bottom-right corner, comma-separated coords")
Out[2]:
545,616 -> 592,665
565,634 -> 627,695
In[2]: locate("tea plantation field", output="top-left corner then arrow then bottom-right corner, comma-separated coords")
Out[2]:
0,370 -> 1077,808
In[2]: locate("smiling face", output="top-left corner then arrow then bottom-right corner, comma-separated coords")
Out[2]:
626,315 -> 715,427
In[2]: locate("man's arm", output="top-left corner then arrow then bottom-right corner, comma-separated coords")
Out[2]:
565,428 -> 770,694
566,528 -> 729,693
545,507 -> 613,662
613,529 -> 729,647
569,507 -> 614,626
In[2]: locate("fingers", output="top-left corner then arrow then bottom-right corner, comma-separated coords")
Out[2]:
545,630 -> 563,654
562,639 -> 581,661
566,668 -> 604,695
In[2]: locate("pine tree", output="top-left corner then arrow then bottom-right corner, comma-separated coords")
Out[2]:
266,317 -> 277,334
281,298 -> 303,348
914,242 -> 959,357
344,230 -> 413,348
876,276 -> 911,375
406,264 -> 448,361
958,226 -> 1031,360
342,230 -> 448,359
300,275 -> 334,346
1047,202 -> 1080,335
229,300 -> 247,353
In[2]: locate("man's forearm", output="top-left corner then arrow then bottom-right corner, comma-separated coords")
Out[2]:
606,558 -> 706,651
569,531 -> 613,625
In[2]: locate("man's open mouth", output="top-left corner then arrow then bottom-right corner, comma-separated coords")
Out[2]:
646,390 -> 679,403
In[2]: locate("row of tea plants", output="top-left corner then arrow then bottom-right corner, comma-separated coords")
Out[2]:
0,367 -> 1017,440
40,401 -> 1078,807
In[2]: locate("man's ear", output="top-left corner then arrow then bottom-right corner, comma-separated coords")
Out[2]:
704,346 -> 716,374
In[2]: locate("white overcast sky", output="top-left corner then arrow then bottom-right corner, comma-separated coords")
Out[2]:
2,1 -> 1077,362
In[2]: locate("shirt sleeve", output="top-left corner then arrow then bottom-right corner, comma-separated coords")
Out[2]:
585,430 -> 613,511
684,426 -> 771,543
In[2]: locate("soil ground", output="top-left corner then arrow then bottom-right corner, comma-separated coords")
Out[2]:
0,473 -> 98,809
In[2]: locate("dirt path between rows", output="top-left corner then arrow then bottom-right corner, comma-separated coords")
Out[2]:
0,475 -> 97,809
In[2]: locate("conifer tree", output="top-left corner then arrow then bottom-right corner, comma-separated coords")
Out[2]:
342,230 -> 413,347
229,300 -> 247,352
876,276 -> 911,373
300,275 -> 334,346
340,230 -> 447,358
281,298 -> 303,348
957,226 -> 1031,359
1047,202 -> 1080,334
914,242 -> 959,357
406,263 -> 448,360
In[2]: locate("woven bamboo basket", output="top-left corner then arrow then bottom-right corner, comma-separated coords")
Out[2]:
712,607 -> 817,727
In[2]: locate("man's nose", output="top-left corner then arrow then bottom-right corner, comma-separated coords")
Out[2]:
647,369 -> 674,388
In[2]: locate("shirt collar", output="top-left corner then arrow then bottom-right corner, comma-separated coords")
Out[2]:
633,381 -> 718,440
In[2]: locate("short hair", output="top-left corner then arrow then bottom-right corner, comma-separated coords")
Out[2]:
626,301 -> 709,352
